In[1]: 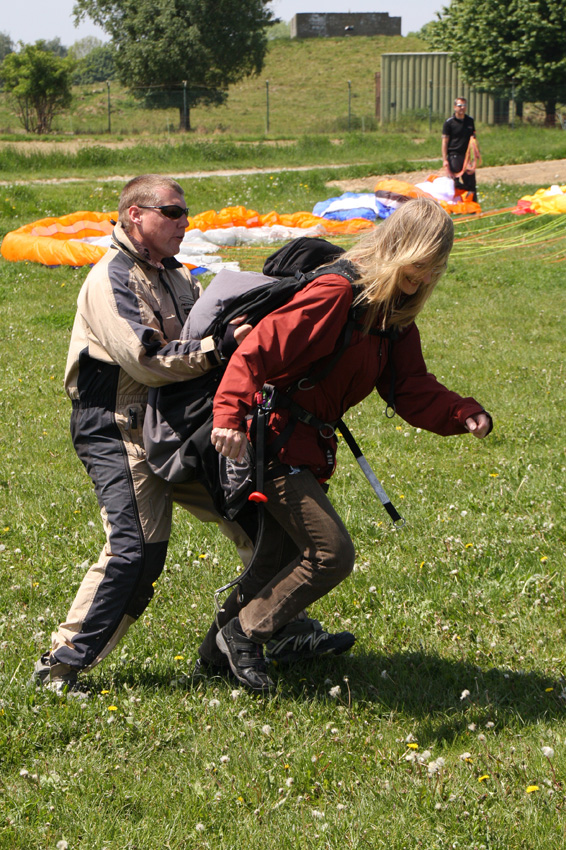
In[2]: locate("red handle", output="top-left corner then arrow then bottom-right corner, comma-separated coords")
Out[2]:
248,491 -> 268,503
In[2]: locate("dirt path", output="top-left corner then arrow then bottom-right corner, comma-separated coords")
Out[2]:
327,159 -> 566,192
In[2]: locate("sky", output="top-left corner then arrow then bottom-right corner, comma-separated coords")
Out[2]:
3,0 -> 445,48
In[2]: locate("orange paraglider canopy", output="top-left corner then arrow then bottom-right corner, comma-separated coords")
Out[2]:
1,207 -> 373,268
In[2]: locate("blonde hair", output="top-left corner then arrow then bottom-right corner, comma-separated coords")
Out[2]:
118,174 -> 184,229
344,197 -> 454,330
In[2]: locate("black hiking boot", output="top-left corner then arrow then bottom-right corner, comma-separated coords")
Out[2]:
265,620 -> 356,665
216,618 -> 274,693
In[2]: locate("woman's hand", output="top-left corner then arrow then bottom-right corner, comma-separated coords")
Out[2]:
233,322 -> 253,345
211,426 -> 249,462
465,413 -> 491,438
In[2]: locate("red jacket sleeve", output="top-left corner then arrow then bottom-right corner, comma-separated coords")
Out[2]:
213,274 -> 354,431
376,323 -> 490,435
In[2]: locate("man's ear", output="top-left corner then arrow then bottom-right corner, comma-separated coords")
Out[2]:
129,205 -> 143,227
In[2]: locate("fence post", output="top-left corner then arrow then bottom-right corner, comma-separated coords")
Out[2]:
106,80 -> 111,134
182,80 -> 187,132
429,79 -> 433,132
266,80 -> 270,133
348,80 -> 351,130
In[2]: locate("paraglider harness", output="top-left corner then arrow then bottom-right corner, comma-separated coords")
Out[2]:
212,237 -> 405,609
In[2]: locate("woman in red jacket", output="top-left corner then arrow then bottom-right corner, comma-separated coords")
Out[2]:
211,198 -> 492,692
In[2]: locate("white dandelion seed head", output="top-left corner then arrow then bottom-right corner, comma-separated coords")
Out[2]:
286,777 -> 294,786
460,689 -> 471,700
328,685 -> 341,699
405,733 -> 417,743
459,752 -> 473,761
261,724 -> 272,735
195,823 -> 205,832
542,746 -> 555,759
477,734 -> 487,743
56,842 -> 69,850
220,755 -> 230,764
208,698 -> 220,708
230,689 -> 241,700
312,809 -> 325,819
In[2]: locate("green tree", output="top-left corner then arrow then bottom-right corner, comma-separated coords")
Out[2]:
424,0 -> 566,125
0,41 -> 75,134
0,31 -> 14,64
72,0 -> 273,130
42,37 -> 69,57
72,36 -> 105,60
73,43 -> 116,84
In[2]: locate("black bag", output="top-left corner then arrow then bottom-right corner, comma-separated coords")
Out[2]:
143,238 -> 355,516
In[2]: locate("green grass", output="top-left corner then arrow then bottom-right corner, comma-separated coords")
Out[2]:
0,34 -> 428,139
1,170 -> 566,848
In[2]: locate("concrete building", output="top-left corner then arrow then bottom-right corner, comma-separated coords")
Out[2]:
290,12 -> 401,39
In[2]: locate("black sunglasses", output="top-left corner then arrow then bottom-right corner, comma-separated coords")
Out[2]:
138,204 -> 189,220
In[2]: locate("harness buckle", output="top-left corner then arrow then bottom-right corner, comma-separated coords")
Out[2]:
319,423 -> 336,439
256,384 -> 277,411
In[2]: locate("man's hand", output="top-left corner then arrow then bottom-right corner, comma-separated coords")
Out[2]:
465,413 -> 491,438
211,426 -> 249,461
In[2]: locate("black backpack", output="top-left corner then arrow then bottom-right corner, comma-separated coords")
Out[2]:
143,238 -> 355,497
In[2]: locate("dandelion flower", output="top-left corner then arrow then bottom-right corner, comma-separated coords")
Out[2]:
407,742 -> 419,750
108,705 -> 117,711
526,785 -> 539,793
478,774 -> 489,782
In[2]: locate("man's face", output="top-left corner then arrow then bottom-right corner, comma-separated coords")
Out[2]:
454,100 -> 466,118
129,186 -> 189,263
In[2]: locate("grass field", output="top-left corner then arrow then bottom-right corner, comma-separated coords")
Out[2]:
1,145 -> 566,848
0,34 -> 429,138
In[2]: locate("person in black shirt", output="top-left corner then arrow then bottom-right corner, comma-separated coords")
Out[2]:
442,97 -> 481,202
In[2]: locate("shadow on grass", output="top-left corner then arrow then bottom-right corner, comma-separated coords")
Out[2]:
280,648 -> 566,740
99,648 -> 565,733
